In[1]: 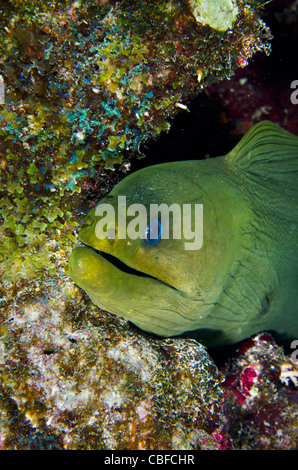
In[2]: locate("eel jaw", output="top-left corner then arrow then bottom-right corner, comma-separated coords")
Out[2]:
69,245 -> 200,337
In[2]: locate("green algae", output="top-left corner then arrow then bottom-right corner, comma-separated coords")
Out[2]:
0,150 -> 80,284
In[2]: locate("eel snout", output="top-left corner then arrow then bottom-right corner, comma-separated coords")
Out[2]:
69,246 -> 200,336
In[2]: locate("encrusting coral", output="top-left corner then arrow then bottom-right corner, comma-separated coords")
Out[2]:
0,292 -> 227,450
223,333 -> 298,449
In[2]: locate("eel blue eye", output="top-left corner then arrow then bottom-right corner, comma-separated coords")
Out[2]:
144,219 -> 162,245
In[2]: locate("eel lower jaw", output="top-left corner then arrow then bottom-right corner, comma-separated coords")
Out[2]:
69,245 -> 205,337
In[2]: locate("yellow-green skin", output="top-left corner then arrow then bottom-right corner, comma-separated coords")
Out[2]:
69,121 -> 298,346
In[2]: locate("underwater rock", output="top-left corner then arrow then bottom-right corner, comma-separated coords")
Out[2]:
222,333 -> 298,449
0,285 -> 227,450
0,0 -> 272,167
206,0 -> 298,137
1,288 -> 297,450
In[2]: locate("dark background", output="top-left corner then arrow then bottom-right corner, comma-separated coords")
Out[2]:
132,0 -> 298,172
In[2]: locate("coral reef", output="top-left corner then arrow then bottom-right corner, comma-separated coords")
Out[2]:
206,0 -> 298,136
0,287 -> 227,450
222,334 -> 298,449
1,0 -> 297,451
1,300 -> 297,450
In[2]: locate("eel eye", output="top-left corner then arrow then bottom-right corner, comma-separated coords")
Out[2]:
144,219 -> 162,245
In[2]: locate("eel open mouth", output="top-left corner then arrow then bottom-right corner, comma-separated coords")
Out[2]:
96,248 -> 155,280
69,243 -> 197,337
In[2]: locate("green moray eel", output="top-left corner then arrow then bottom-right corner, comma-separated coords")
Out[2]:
69,121 -> 298,346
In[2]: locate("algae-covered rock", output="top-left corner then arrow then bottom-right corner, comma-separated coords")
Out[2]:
222,333 -> 298,449
1,288 -> 297,450
0,284 -> 226,450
